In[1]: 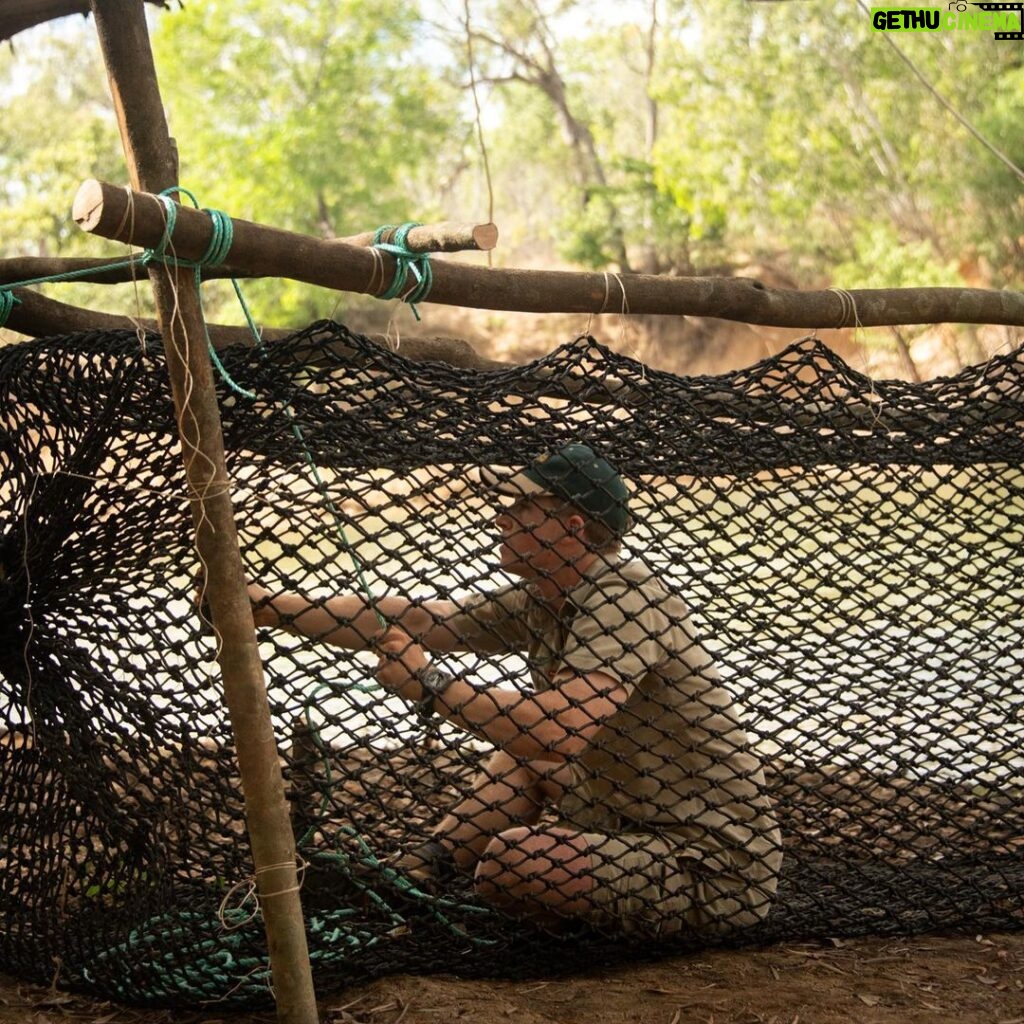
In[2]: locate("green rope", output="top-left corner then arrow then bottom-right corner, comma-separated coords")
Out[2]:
0,252 -> 145,329
372,222 -> 433,321
151,188 -> 255,401
148,192 -> 180,263
310,827 -> 499,939
0,289 -> 19,328
0,187 -> 250,396
1,259 -> 142,293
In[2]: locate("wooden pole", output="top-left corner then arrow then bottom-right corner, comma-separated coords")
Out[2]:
336,220 -> 498,252
0,218 -> 495,290
87,4 -> 319,1022
0,254 -> 190,286
2,286 -> 506,368
73,178 -> 1024,329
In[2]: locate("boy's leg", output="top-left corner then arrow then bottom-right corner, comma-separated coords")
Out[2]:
402,752 -> 572,876
472,828 -> 712,935
474,825 -> 595,919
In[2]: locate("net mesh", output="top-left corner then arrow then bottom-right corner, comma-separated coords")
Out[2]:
0,320 -> 1021,1007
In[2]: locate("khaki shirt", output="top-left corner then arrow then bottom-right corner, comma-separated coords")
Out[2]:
449,560 -> 782,882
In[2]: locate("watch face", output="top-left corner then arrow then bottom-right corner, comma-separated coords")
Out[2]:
421,665 -> 452,695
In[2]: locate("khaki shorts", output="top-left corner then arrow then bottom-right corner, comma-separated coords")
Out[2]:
577,830 -> 773,939
555,768 -> 780,938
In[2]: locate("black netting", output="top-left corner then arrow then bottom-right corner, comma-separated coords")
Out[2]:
0,320 -> 1021,1008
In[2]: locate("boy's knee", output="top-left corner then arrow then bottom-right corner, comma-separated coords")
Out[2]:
475,827 -> 533,899
474,827 -> 593,909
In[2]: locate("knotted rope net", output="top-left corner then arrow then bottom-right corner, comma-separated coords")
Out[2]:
0,321 -> 1021,1007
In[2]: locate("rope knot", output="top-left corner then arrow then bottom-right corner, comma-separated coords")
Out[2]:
0,290 -> 21,329
372,222 -> 433,321
144,187 -> 255,401
145,187 -> 234,271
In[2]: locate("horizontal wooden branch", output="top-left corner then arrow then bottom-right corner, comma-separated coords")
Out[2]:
74,179 -> 1024,329
336,221 -> 498,252
0,221 -> 495,290
2,286 -> 270,343
2,287 -> 506,369
0,0 -> 170,42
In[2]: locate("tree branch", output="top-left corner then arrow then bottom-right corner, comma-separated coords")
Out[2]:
2,287 -> 508,370
0,0 -> 172,42
465,27 -> 546,80
69,178 -> 1024,329
467,71 -> 531,88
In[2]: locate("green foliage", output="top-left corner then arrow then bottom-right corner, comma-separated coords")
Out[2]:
832,224 -> 961,290
0,27 -> 154,318
0,30 -> 124,258
650,0 -> 1024,287
150,0 -> 463,324
560,158 -> 698,273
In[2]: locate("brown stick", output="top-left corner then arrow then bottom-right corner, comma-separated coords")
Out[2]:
88,5 -> 319,1023
0,222 -> 495,288
2,287 -> 507,368
0,0 -> 170,42
2,286 -> 297,348
73,179 -> 1024,328
337,221 -> 498,252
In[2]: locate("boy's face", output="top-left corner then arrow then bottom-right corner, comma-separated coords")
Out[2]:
494,496 -> 584,577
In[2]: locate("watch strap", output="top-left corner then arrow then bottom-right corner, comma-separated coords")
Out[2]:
414,664 -> 456,721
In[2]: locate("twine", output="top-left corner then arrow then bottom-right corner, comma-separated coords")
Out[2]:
217,857 -> 309,930
828,287 -> 863,331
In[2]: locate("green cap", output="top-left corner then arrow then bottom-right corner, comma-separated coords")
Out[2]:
482,443 -> 631,537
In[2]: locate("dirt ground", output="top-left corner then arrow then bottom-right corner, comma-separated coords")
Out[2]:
1,932 -> 1022,1024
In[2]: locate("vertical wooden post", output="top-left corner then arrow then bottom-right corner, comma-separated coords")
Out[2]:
87,3 -> 319,1021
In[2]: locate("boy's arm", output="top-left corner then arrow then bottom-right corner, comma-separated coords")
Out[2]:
375,626 -> 628,761
250,585 -> 467,653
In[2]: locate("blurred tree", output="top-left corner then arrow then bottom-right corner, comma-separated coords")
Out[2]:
1,0 -> 1020,363
443,0 -> 659,271
0,24 -> 146,318
0,28 -> 123,259
151,0 -> 465,325
652,0 -> 1023,290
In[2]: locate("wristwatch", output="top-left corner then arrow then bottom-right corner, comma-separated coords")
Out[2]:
414,664 -> 457,721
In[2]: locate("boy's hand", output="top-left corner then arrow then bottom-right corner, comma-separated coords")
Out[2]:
374,626 -> 428,702
247,582 -> 277,627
